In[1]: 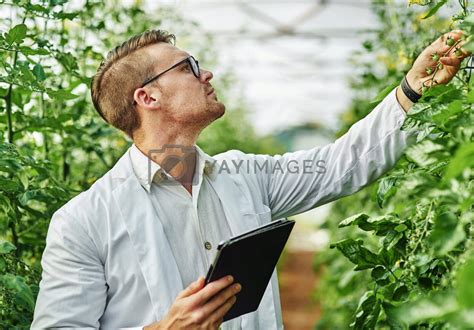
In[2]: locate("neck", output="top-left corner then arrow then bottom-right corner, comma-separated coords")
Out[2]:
134,125 -> 200,195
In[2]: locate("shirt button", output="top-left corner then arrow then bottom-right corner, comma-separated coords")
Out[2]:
204,241 -> 212,250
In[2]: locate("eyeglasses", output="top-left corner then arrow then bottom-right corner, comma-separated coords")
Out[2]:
140,55 -> 200,88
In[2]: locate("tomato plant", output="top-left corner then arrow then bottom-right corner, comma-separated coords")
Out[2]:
315,1 -> 474,329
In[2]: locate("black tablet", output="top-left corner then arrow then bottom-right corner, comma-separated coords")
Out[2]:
204,218 -> 295,321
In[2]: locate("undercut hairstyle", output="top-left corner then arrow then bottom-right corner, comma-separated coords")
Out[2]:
91,29 -> 176,138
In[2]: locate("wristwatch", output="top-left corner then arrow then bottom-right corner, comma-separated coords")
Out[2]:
400,76 -> 422,103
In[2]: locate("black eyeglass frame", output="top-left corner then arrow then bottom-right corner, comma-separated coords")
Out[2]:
139,55 -> 200,88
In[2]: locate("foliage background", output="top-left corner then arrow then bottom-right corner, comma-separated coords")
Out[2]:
0,1 -> 284,327
314,0 -> 474,329
1,0 -> 473,329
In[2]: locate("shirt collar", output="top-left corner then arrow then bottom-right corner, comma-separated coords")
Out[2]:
130,144 -> 216,193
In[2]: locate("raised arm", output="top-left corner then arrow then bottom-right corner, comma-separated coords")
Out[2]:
242,30 -> 470,220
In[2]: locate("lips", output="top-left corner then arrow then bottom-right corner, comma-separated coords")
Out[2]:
207,88 -> 214,95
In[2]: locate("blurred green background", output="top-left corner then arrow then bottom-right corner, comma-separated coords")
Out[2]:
0,0 -> 473,329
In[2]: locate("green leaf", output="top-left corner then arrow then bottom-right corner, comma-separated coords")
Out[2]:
420,84 -> 462,104
32,64 -> 46,82
26,3 -> 50,14
352,291 -> 381,329
18,170 -> 29,189
56,52 -> 79,71
431,100 -> 464,125
457,257 -> 474,309
382,230 -> 404,250
405,140 -> 444,167
19,189 -> 52,205
338,213 -> 369,227
330,239 -> 380,270
383,302 -> 406,329
422,0 -> 448,19
371,265 -> 386,279
371,265 -> 390,285
377,176 -> 397,208
1,274 -> 35,311
468,89 -> 474,103
339,213 -> 402,235
418,276 -> 433,289
18,62 -> 36,83
370,82 -> 400,106
379,248 -> 397,267
0,177 -> 21,193
428,211 -> 465,256
5,24 -> 27,45
53,11 -> 80,20
409,0 -> 432,6
394,224 -> 407,232
444,143 -> 474,181
394,291 -> 458,325
0,256 -> 5,271
50,0 -> 68,5
19,46 -> 49,56
47,89 -> 79,100
393,285 -> 409,301
0,241 -> 16,254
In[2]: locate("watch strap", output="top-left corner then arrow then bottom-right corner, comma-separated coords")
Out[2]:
401,76 -> 422,103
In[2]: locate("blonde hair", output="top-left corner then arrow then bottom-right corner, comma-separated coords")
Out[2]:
91,29 -> 176,138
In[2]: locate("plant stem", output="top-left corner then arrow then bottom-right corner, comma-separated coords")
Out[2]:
413,201 -> 434,253
5,48 -> 21,143
5,84 -> 14,143
427,39 -> 463,89
4,15 -> 28,144
8,213 -> 19,258
41,19 -> 49,158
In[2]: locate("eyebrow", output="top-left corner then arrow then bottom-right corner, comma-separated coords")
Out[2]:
162,53 -> 190,69
175,52 -> 190,61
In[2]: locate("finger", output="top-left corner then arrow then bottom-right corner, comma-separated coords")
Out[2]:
449,30 -> 464,39
201,283 -> 241,317
192,275 -> 234,304
421,77 -> 438,89
214,318 -> 224,328
440,30 -> 464,42
452,43 -> 472,58
208,295 -> 237,324
434,30 -> 465,53
440,56 -> 461,67
177,276 -> 205,299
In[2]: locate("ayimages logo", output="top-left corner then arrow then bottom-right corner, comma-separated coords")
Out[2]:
148,144 -> 200,186
146,144 -> 328,187
214,158 -> 327,175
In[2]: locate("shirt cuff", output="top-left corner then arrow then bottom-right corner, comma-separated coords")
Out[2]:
392,86 -> 409,118
386,86 -> 420,140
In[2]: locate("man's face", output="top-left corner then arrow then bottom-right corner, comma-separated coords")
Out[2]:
134,43 -> 225,130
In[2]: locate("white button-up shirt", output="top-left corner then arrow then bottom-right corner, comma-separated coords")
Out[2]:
130,144 -> 247,329
130,144 -> 234,287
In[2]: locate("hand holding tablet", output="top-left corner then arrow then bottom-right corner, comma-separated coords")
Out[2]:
205,219 -> 295,321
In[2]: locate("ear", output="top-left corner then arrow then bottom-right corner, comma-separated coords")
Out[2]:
133,87 -> 161,110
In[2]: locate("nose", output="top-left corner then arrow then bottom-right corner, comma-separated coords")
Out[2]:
200,69 -> 213,83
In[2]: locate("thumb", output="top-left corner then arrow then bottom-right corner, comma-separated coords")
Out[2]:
177,276 -> 205,299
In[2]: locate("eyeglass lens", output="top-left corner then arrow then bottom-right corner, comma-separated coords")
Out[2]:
189,57 -> 200,78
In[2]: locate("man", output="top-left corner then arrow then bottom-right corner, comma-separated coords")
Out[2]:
31,29 -> 468,329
